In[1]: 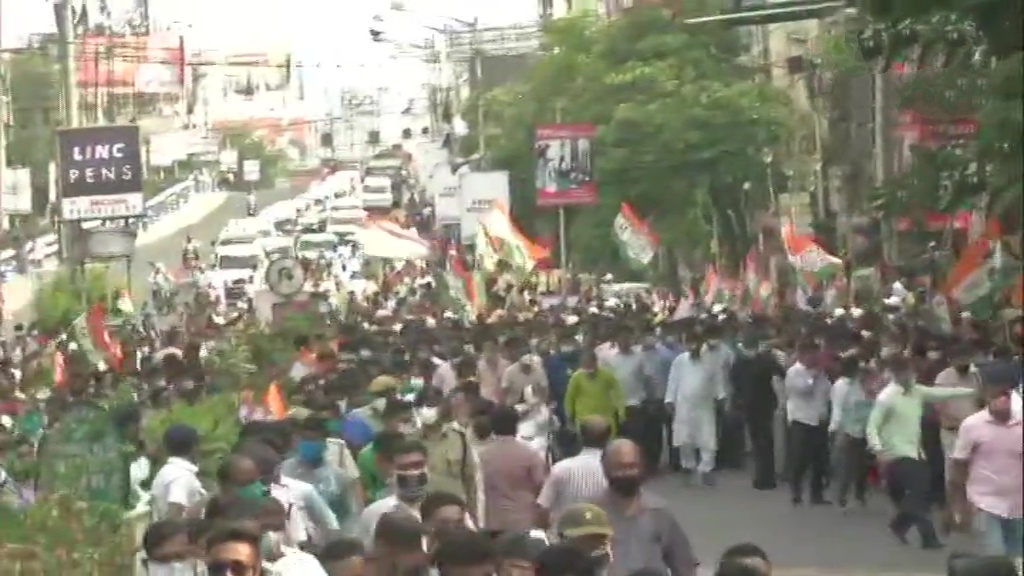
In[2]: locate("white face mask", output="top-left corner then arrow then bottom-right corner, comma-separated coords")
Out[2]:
147,560 -> 199,576
417,407 -> 440,426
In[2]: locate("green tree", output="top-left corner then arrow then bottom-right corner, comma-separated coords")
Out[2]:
862,0 -> 1023,229
220,128 -> 290,190
33,267 -> 125,335
469,9 -> 794,272
5,48 -> 60,216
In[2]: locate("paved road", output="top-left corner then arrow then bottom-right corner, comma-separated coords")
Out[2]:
7,180 -> 310,327
647,470 -> 976,576
118,183 -> 306,306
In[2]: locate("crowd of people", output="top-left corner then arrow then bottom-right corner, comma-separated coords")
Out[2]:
1,272 -> 1022,576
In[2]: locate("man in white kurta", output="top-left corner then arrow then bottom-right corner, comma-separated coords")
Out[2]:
665,344 -> 728,482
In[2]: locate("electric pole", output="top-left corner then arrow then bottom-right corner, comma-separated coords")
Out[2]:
1,55 -> 9,232
472,19 -> 484,157
55,0 -> 80,127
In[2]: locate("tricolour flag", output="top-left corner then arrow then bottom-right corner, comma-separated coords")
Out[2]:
475,225 -> 502,274
943,219 -> 1017,318
781,219 -> 843,286
480,201 -> 549,274
613,202 -> 659,268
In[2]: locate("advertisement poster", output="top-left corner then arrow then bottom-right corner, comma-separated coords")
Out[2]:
57,125 -> 144,221
77,34 -> 185,95
535,123 -> 597,207
458,170 -> 510,244
1,167 -> 33,214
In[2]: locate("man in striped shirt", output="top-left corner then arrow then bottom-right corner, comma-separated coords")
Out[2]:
537,415 -> 610,528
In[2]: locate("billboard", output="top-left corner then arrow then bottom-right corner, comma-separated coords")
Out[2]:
219,52 -> 292,96
57,124 -> 144,221
77,33 -> 185,94
1,167 -> 33,214
459,171 -> 510,244
535,123 -> 597,207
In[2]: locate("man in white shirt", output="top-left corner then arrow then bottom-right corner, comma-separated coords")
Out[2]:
150,424 -> 206,519
784,341 -> 832,505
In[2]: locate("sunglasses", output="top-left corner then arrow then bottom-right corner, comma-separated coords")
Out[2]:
206,559 -> 257,576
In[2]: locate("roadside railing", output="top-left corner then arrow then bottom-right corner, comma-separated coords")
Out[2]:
0,177 -> 214,272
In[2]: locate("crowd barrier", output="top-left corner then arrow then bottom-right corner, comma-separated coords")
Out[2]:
0,178 -> 211,272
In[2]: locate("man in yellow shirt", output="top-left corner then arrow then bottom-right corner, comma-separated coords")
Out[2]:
565,350 -> 626,435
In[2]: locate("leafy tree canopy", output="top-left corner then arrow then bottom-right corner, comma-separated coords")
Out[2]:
469,8 -> 795,272
33,267 -> 125,335
5,48 -> 60,215
861,0 -> 1022,227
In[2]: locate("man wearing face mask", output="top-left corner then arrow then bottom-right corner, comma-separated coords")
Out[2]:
282,417 -> 361,537
590,439 -> 697,576
730,331 -> 785,490
866,355 -> 977,549
413,394 -> 481,526
665,331 -> 727,486
948,372 -> 1024,557
358,440 -> 435,548
933,347 -> 980,464
501,339 -> 549,408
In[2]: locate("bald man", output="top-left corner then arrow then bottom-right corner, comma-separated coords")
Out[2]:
537,416 -> 611,526
594,439 -> 698,576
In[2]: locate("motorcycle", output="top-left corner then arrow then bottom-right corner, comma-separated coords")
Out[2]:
182,248 -> 199,270
150,285 -> 177,315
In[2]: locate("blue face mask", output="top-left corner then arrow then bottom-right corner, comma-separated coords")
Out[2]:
297,439 -> 326,465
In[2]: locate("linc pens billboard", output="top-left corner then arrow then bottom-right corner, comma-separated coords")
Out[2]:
535,123 -> 597,207
58,124 -> 145,221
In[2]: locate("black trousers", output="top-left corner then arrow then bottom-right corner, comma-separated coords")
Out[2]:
788,420 -> 829,500
745,410 -> 776,488
885,457 -> 939,544
623,403 -> 664,472
833,435 -> 870,502
717,409 -> 747,470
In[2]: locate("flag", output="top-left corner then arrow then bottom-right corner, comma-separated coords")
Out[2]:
743,250 -> 770,313
475,225 -> 501,274
53,349 -> 67,388
701,265 -> 721,307
673,288 -> 695,319
449,247 -> 487,316
69,308 -> 106,368
781,219 -> 843,286
86,302 -> 123,370
264,382 -> 288,420
480,201 -> 549,274
613,202 -> 659,268
943,219 -> 1016,317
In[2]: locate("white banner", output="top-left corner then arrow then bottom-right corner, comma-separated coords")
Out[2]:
60,192 -> 145,221
242,159 -> 261,182
2,167 -> 33,214
459,170 -> 510,244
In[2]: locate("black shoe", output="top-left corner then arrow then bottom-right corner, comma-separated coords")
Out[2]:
920,540 -> 945,550
753,482 -> 777,491
810,497 -> 833,506
838,498 -> 848,508
791,495 -> 803,506
888,520 -> 909,545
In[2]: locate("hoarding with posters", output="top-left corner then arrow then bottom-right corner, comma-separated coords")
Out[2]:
459,171 -> 510,244
57,124 -> 144,221
77,33 -> 185,94
535,123 -> 597,207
